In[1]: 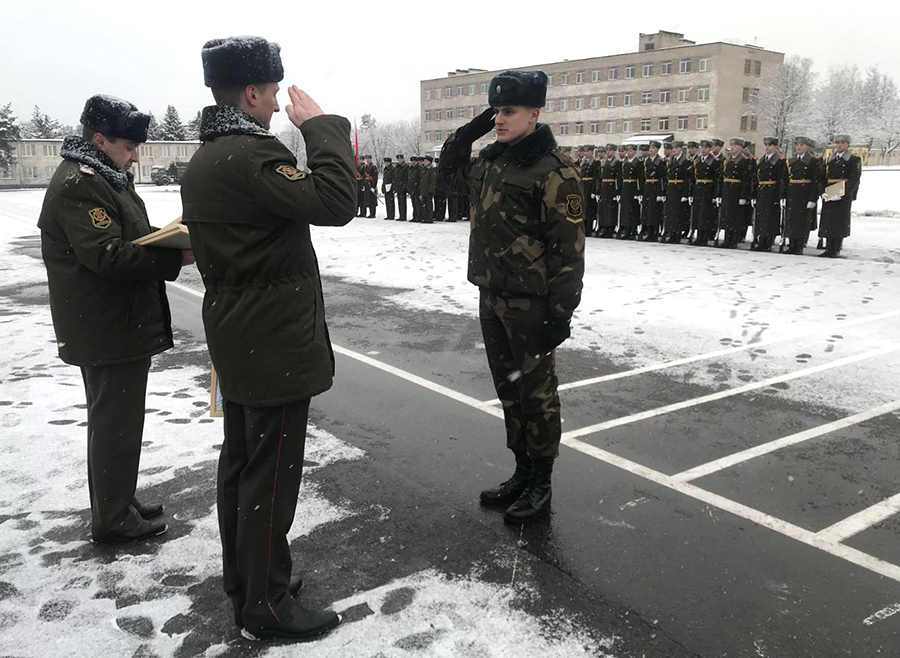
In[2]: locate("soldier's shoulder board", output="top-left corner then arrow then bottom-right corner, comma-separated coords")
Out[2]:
274,164 -> 307,181
79,164 -> 95,176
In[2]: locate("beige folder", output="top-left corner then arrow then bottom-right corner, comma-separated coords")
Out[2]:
132,216 -> 191,249
824,180 -> 845,201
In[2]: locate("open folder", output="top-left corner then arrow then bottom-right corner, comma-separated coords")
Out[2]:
133,216 -> 191,249
823,180 -> 845,202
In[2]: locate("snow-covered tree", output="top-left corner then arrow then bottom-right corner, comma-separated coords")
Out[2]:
357,116 -> 422,164
159,105 -> 185,141
185,111 -> 201,140
860,67 -> 900,161
0,104 -> 20,172
276,125 -> 307,168
21,105 -> 65,139
759,55 -> 816,148
813,65 -> 863,145
147,112 -> 163,141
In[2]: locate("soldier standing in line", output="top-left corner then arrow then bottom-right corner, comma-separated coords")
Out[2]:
717,137 -> 753,248
638,144 -> 649,162
743,140 -> 758,245
38,95 -> 191,544
751,137 -> 787,252
818,134 -> 861,258
408,156 -> 421,222
394,154 -> 408,221
421,155 -> 436,223
687,140 -> 699,162
582,145 -> 598,236
617,144 -> 642,239
783,136 -> 821,255
382,157 -> 395,220
640,140 -> 666,242
433,157 -> 447,220
364,155 -> 378,218
438,70 -> 584,524
181,35 -> 355,641
662,141 -> 673,161
808,140 -> 823,247
594,143 -> 620,239
690,139 -> 721,246
711,139 -> 725,160
356,159 -> 366,217
616,144 -> 626,161
663,140 -> 693,244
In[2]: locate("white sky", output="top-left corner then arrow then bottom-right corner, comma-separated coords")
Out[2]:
2,0 -> 897,133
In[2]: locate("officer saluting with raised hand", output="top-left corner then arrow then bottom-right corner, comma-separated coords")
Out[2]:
438,70 -> 584,524
181,35 -> 356,642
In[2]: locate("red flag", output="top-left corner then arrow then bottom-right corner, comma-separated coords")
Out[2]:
353,121 -> 359,169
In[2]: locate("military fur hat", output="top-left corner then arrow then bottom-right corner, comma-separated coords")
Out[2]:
700,139 -> 713,148
606,143 -> 617,150
202,36 -> 284,88
80,94 -> 150,143
488,70 -> 548,108
617,145 -> 626,151
687,141 -> 699,148
648,140 -> 661,148
833,134 -> 851,144
712,138 -> 725,147
396,154 -> 405,159
625,144 -> 636,151
793,136 -> 813,147
383,157 -> 392,162
729,137 -> 745,146
639,144 -> 649,152
663,142 -> 673,150
672,140 -> 685,148
423,155 -> 434,162
763,137 -> 779,146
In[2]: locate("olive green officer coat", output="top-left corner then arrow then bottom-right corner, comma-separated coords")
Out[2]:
181,106 -> 356,407
38,136 -> 183,367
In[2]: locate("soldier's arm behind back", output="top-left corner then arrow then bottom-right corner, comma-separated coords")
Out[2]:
542,165 -> 586,321
247,115 -> 357,226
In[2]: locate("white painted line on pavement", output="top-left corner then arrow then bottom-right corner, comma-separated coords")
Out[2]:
671,399 -> 900,483
817,492 -> 900,544
482,308 -> 900,404
169,281 -> 204,299
561,344 -> 900,442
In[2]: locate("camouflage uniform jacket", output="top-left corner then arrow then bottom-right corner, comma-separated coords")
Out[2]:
439,123 -> 585,321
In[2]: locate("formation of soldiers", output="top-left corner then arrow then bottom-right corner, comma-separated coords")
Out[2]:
572,134 -> 861,257
358,154 -> 469,223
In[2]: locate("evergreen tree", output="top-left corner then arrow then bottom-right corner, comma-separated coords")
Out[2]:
0,104 -> 20,172
147,112 -> 163,141
159,105 -> 185,141
185,111 -> 201,140
22,105 -> 64,139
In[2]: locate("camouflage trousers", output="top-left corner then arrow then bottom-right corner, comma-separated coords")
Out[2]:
479,290 -> 561,458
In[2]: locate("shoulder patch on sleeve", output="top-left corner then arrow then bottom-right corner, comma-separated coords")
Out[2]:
275,164 -> 307,181
565,194 -> 583,221
89,208 -> 111,229
79,164 -> 95,176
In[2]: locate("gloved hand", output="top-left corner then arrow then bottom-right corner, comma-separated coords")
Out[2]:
385,183 -> 392,192
656,196 -> 664,202
614,195 -> 621,202
751,199 -> 756,207
780,199 -> 786,207
661,196 -> 666,202
591,194 -> 598,200
739,199 -> 747,206
806,201 -> 816,209
541,319 -> 571,353
681,197 -> 688,203
688,196 -> 694,204
714,197 -> 722,206
637,195 -> 643,202
457,107 -> 496,143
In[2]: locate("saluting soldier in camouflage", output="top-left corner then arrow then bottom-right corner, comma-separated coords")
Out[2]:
784,136 -> 821,254
594,143 -> 620,238
663,141 -> 693,243
717,137 -> 753,248
690,140 -> 721,246
752,137 -> 787,252
438,70 -> 584,524
640,140 -> 666,242
818,134 -> 861,258
382,157 -> 395,220
617,144 -> 642,239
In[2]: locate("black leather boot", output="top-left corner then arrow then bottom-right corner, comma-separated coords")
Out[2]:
480,452 -> 530,506
133,500 -> 164,520
242,603 -> 341,641
503,457 -> 554,524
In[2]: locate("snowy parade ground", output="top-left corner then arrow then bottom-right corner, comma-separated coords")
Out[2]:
1,169 -> 900,656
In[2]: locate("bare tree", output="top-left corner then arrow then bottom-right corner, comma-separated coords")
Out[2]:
813,65 -> 863,144
759,55 -> 816,147
276,125 -> 307,168
860,67 -> 900,162
357,116 -> 422,161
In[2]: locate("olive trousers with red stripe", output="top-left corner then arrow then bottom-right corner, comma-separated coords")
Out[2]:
219,399 -> 310,630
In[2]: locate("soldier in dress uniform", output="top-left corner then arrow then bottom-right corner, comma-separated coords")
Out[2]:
640,140 -> 666,242
751,137 -> 787,252
381,157 -> 395,220
717,137 -> 753,248
638,144 -> 649,161
687,140 -> 699,162
663,141 -> 673,161
663,140 -> 693,244
616,144 -> 626,161
594,143 -> 621,238
818,134 -> 861,258
808,139 -> 823,245
433,157 -> 447,220
408,156 -> 421,221
364,155 -> 378,218
421,155 -> 436,223
582,145 -> 598,236
394,154 -> 408,221
742,139 -> 758,244
711,139 -> 725,160
783,136 -> 821,255
356,159 -> 366,217
617,144 -> 642,239
690,139 -> 721,246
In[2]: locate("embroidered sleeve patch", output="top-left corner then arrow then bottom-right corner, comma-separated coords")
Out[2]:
565,194 -> 583,221
275,164 -> 307,181
89,207 -> 111,229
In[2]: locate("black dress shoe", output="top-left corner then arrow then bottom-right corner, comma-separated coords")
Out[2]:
242,604 -> 341,642
234,572 -> 305,627
92,519 -> 167,544
504,457 -> 554,524
480,453 -> 530,506
134,501 -> 164,520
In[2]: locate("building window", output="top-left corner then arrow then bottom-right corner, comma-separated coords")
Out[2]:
457,85 -> 464,96
561,72 -> 570,85
425,111 -> 432,121
436,130 -> 443,140
22,144 -> 35,157
744,60 -> 762,76
608,67 -> 618,81
642,63 -> 653,77
24,166 -> 38,178
679,59 -> 692,74
697,116 -> 708,130
591,70 -> 600,82
141,165 -> 151,178
575,122 -> 584,135
547,74 -> 554,87
645,43 -> 655,51
606,120 -> 616,134
698,86 -> 710,102
161,145 -> 170,157
678,89 -> 689,103
45,165 -> 55,177
560,99 -> 568,111
590,96 -> 600,109
742,87 -> 760,103
607,95 -> 616,108
642,91 -> 652,105
468,84 -> 476,95
576,71 -> 584,84
445,86 -> 453,97
575,97 -> 584,110
741,115 -> 758,131
751,115 -> 758,131
425,132 -> 431,142
590,122 -> 599,134
661,61 -> 672,75
546,100 -> 554,112
623,120 -> 633,133
640,118 -> 651,132
140,145 -> 152,157
480,82 -> 488,94
426,90 -> 432,100
658,117 -> 670,130
559,124 -> 569,135
625,65 -> 635,79
457,108 -> 465,118
177,146 -> 188,157
677,116 -> 688,130
42,144 -> 58,157
660,89 -> 671,104
623,93 -> 633,107
699,57 -> 711,72
435,109 -> 441,121
435,88 -> 442,99
468,107 -> 475,118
